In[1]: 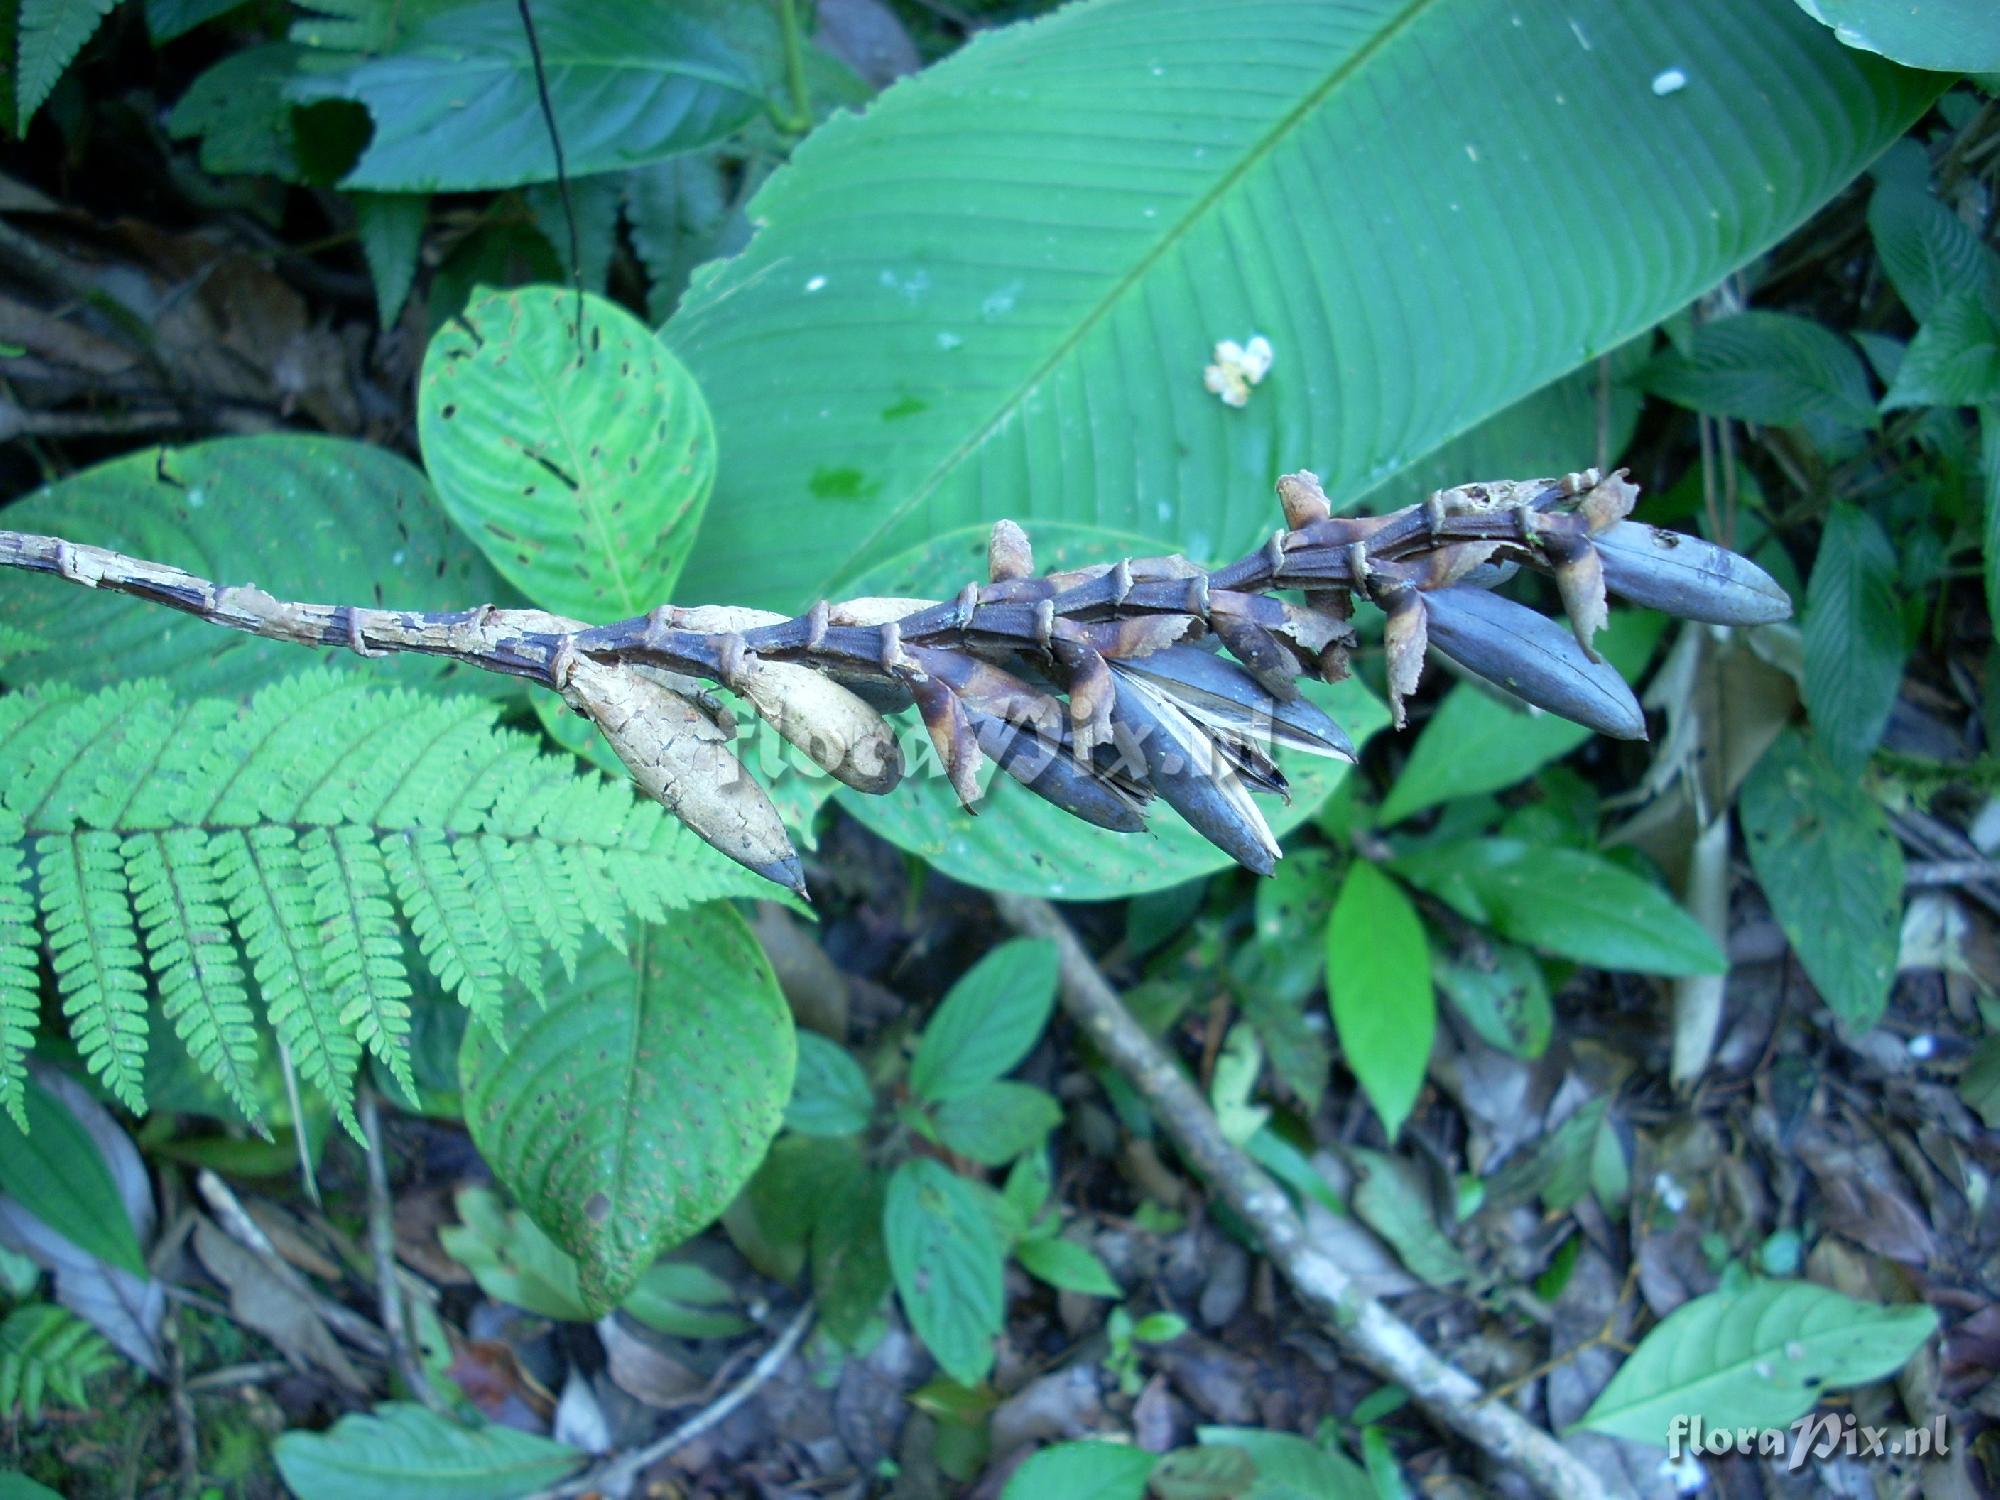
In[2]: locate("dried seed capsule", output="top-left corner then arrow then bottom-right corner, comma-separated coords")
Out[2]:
1592,522 -> 1792,626
559,658 -> 804,895
1277,470 -> 1333,529
988,519 -> 1034,582
731,661 -> 904,795
1380,585 -> 1428,729
1109,668 -> 1281,876
1210,603 -> 1303,701
1424,585 -> 1645,740
960,708 -> 1149,832
1113,644 -> 1355,763
909,675 -> 986,811
1543,533 -> 1609,661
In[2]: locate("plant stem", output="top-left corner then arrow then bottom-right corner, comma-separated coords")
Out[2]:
994,892 -> 1610,1500
776,0 -> 814,134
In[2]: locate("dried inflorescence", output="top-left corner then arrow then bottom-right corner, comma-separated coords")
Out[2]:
0,467 -> 1792,894
552,468 -> 1789,890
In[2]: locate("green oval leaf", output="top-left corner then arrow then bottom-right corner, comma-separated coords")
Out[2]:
837,523 -> 1387,899
273,1401 -> 582,1500
1390,839 -> 1725,977
910,938 -> 1059,1105
1575,1278 -> 1937,1446
666,0 -> 1937,612
1326,864 -> 1434,1142
1793,0 -> 2000,72
1014,1235 -> 1121,1298
459,911 -> 793,1312
932,1080 -> 1062,1166
420,286 -> 715,621
1802,503 -> 1905,772
884,1157 -> 1006,1387
1740,729 -> 1903,1030
999,1441 -> 1154,1500
1643,311 -> 1879,431
786,1031 -> 875,1138
0,436 -> 507,698
290,0 -> 765,192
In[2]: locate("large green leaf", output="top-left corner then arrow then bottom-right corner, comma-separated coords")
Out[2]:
1643,310 -> 1879,431
1326,863 -> 1433,1141
273,1402 -> 582,1500
1881,290 -> 2000,409
1575,1278 -> 1936,1446
665,0 -> 1937,611
419,286 -> 715,621
1391,838 -> 1725,976
458,911 -> 793,1312
1792,0 -> 2000,72
0,436 -> 508,699
999,1441 -> 1155,1500
1739,728 -> 1903,1030
289,0 -> 766,191
884,1157 -> 1006,1386
835,522 -> 1388,898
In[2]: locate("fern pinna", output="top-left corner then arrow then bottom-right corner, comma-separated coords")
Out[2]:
0,668 -> 774,1134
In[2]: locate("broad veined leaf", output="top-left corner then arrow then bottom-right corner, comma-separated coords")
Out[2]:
459,911 -> 793,1311
0,436 -> 508,699
1391,839 -> 1725,976
1196,1426 -> 1374,1499
1801,502 -> 1905,771
273,1401 -> 583,1500
1740,729 -> 1903,1030
0,1474 -> 64,1500
1881,289 -> 2000,409
785,1031 -> 875,1137
289,0 -> 765,192
420,286 -> 715,621
910,938 -> 1059,1105
884,1157 -> 1006,1386
1575,1278 -> 1937,1446
1149,1446 -> 1259,1500
1643,311 -> 1879,431
1791,0 -> 2000,72
999,1441 -> 1155,1500
933,1080 -> 1062,1166
836,522 -> 1388,899
1014,1235 -> 1120,1297
665,0 -> 1938,612
1432,940 -> 1552,1060
0,1075 -> 146,1279
1325,863 -> 1433,1141
1347,1145 -> 1470,1287
1378,612 -> 1664,823
1868,179 -> 2000,323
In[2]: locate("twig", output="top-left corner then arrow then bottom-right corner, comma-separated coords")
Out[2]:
538,1302 -> 814,1499
359,1088 -> 441,1412
194,1168 -> 390,1359
1906,858 -> 2000,888
162,1309 -> 200,1493
994,893 -> 1609,1500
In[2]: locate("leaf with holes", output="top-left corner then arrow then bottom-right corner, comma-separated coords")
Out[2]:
664,0 -> 1937,612
459,912 -> 793,1312
1575,1278 -> 1936,1446
884,1157 -> 1005,1386
420,286 -> 715,621
0,436 -> 508,698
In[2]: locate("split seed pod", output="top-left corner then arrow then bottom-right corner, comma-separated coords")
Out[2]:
1108,667 -> 1282,876
1113,644 -> 1355,763
1424,585 -> 1645,740
1380,586 -> 1429,729
560,657 -> 804,894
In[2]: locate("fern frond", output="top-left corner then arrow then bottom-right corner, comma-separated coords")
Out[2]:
124,829 -> 264,1131
0,669 -> 782,1125
302,825 -> 414,1101
38,829 -> 148,1112
381,830 -> 505,1038
0,1303 -> 116,1422
0,813 -> 38,1130
212,827 -> 360,1140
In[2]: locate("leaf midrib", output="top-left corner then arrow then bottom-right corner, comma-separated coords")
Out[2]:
806,0 -> 1443,602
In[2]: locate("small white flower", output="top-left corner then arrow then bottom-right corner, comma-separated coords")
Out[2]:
1908,1033 -> 1937,1060
1652,67 -> 1688,96
1203,334 -> 1274,408
1652,1170 -> 1688,1213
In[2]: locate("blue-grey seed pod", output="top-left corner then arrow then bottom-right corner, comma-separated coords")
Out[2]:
1424,586 -> 1646,740
1592,522 -> 1792,626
